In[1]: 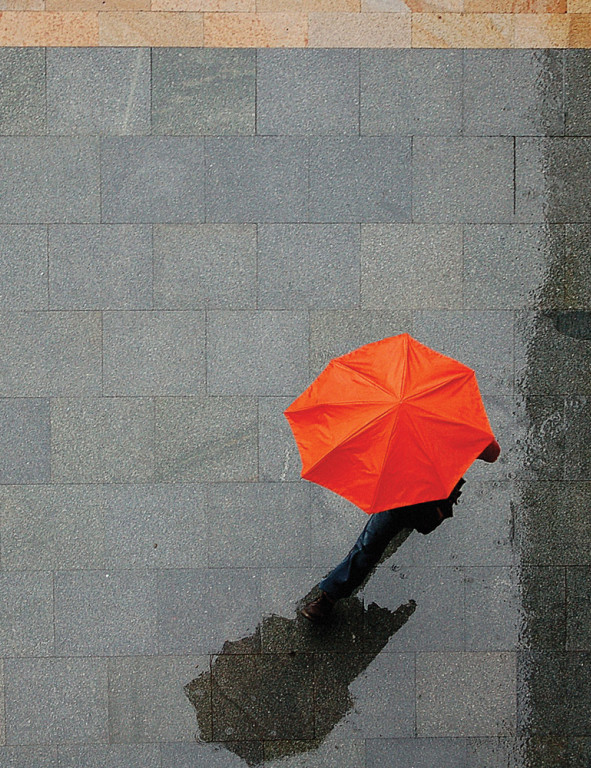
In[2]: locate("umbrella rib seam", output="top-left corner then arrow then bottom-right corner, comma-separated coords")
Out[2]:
301,404 -> 398,478
403,400 -> 495,433
402,369 -> 475,402
368,404 -> 402,514
333,359 -> 399,400
285,399 -> 394,414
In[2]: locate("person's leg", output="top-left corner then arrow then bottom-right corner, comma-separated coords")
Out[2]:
317,506 -> 414,601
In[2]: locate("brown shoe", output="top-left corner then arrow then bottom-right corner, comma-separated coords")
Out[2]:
300,591 -> 336,623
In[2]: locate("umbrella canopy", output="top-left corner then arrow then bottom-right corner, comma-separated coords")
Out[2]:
284,333 -> 496,514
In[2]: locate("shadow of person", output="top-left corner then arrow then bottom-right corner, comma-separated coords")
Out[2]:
185,595 -> 416,767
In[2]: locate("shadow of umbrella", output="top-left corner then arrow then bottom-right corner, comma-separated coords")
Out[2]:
185,596 -> 416,767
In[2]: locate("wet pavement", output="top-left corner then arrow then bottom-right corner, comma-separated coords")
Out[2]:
0,48 -> 590,767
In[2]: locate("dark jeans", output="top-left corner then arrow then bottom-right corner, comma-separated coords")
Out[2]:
318,499 -> 454,601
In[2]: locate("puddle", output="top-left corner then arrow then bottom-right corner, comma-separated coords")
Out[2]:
185,597 -> 416,766
550,311 -> 591,340
185,528 -> 416,766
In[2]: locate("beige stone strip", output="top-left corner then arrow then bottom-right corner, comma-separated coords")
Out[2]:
398,0 -> 463,13
514,11 -> 568,43
0,1 -> 44,9
568,0 -> 591,11
362,0 -> 411,10
153,0 -> 255,10
464,0 -> 565,11
204,11 -> 307,45
308,11 -> 411,45
411,12 -> 514,45
47,0 -> 148,9
569,12 -> 591,41
257,0 -> 359,10
99,11 -> 204,44
0,11 -> 98,44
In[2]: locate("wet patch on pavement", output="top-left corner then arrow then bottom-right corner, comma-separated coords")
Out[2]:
185,598 -> 416,766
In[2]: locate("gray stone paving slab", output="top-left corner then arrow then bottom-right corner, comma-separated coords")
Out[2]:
0,486 -> 105,570
258,224 -> 360,309
153,224 -> 257,310
366,737 -> 467,768
361,50 -> 462,136
330,653 -> 415,738
568,738 -> 591,766
55,570 -> 158,657
465,738 -> 523,768
309,137 -> 411,222
51,397 -> 155,483
516,482 -> 591,565
264,737 -> 365,768
463,50 -> 564,137
5,658 -> 108,745
410,481 -> 515,568
521,566 -> 567,650
260,566 -> 325,618
516,651 -> 571,735
360,224 -> 462,309
313,498 -> 415,576
310,486 -> 394,572
413,310 -> 514,398
152,49 -> 255,136
463,224 -> 564,310
0,311 -> 101,397
0,572 -> 53,657
48,225 -> 152,310
413,137 -> 514,223
157,569 -> 260,654
0,226 -> 48,310
464,566 -> 522,651
103,484 -> 208,569
205,137 -> 308,222
207,311 -> 308,396
207,482 -> 310,568
103,311 -> 206,396
101,137 -> 204,223
154,396 -> 257,482
516,138 -> 591,223
58,745 -> 160,768
160,743 -> 256,768
515,311 -> 591,397
518,395 -> 565,481
0,747 -> 58,768
0,49 -> 45,135
0,399 -> 50,483
47,49 -> 150,136
362,566 -> 464,652
108,656 -> 208,743
564,224 -> 591,308
567,567 -> 591,650
309,309 -> 413,378
0,138 -> 99,223
211,652 -> 314,741
257,49 -> 359,136
416,652 -> 516,737
0,662 -> 3,746
466,394 -> 523,482
258,396 -> 302,482
565,51 -> 591,136
565,397 -> 591,481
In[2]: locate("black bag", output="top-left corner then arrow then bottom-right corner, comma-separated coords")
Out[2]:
409,477 -> 466,536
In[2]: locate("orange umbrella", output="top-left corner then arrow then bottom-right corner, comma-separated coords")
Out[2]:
284,333 -> 496,514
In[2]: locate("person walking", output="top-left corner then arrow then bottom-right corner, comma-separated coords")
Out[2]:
300,439 -> 501,623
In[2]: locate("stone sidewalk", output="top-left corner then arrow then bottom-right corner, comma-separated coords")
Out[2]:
0,48 -> 590,767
